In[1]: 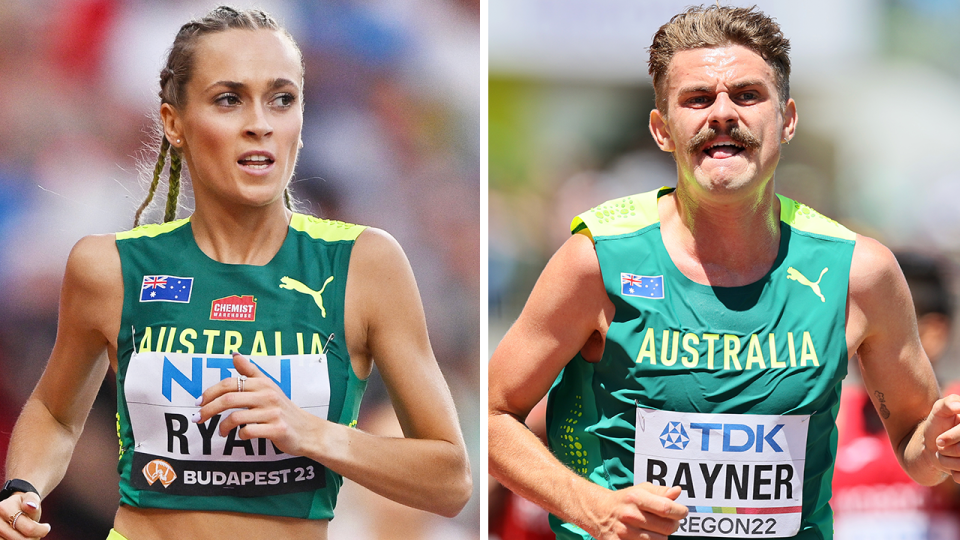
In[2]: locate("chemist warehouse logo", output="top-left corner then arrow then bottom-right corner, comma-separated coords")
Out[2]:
142,459 -> 177,488
210,295 -> 257,322
658,421 -> 786,453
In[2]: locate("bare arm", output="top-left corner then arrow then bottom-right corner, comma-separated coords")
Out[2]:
489,233 -> 686,540
2,235 -> 121,539
199,228 -> 471,517
848,236 -> 959,485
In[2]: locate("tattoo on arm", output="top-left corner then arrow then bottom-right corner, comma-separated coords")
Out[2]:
875,390 -> 891,420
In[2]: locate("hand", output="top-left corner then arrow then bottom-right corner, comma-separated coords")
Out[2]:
195,352 -> 321,456
928,394 -> 960,482
0,493 -> 50,540
589,483 -> 688,540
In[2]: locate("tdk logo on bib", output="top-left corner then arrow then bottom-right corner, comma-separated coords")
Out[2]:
659,421 -> 690,450
659,422 -> 784,453
690,423 -> 786,453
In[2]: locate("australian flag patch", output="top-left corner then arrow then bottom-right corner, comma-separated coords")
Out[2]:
621,273 -> 664,299
140,275 -> 193,303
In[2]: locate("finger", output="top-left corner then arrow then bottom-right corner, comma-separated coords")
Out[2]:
634,483 -> 689,517
937,451 -> 960,472
931,395 -> 960,419
194,353 -> 261,407
935,423 -> 960,450
663,485 -> 682,501
15,517 -> 52,539
620,510 -> 681,537
216,406 -> 279,436
18,493 -> 41,520
196,389 -> 265,424
937,439 -> 960,458
3,512 -> 52,540
197,374 -> 245,408
232,352 -> 262,379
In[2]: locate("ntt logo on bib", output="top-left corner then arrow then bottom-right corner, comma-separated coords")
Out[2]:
659,421 -> 690,450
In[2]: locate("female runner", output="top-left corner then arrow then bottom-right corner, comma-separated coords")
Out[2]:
0,6 -> 471,540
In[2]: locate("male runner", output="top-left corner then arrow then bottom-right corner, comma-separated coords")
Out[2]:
488,6 -> 960,540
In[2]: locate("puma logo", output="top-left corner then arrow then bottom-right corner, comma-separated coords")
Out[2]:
786,267 -> 828,303
279,275 -> 335,318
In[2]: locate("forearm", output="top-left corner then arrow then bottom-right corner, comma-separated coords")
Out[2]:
489,409 -> 610,537
5,397 -> 85,497
305,418 -> 471,517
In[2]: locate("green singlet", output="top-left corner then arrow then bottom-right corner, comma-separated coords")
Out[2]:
113,213 -> 368,519
547,187 -> 857,539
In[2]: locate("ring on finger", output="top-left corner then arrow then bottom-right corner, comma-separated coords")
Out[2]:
8,511 -> 23,531
238,375 -> 247,393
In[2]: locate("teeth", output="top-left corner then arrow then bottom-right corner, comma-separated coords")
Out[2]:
245,155 -> 270,162
708,142 -> 742,149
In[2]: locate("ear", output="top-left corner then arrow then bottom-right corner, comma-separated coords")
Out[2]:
780,98 -> 798,144
160,103 -> 184,149
649,109 -> 676,152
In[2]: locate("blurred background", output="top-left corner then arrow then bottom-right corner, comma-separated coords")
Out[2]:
0,0 -> 480,538
488,1 -> 960,539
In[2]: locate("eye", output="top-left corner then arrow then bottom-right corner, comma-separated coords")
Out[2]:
685,95 -> 712,107
271,93 -> 297,108
737,90 -> 761,103
215,93 -> 241,107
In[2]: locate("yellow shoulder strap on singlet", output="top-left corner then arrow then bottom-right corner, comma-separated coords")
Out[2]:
116,218 -> 190,240
777,194 -> 856,241
570,187 -> 667,242
289,213 -> 367,242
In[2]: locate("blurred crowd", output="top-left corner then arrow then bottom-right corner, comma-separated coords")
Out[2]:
489,1 -> 960,539
0,0 -> 481,538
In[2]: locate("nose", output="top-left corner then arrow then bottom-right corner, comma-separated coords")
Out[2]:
707,92 -> 739,129
244,102 -> 273,139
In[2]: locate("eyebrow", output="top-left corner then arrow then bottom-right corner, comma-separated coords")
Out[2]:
678,80 -> 767,95
206,78 -> 300,92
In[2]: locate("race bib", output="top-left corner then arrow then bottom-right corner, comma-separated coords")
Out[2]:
124,351 -> 331,497
634,409 -> 809,538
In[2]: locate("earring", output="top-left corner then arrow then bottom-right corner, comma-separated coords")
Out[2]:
176,139 -> 181,144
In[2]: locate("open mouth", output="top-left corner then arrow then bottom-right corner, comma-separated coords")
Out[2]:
703,141 -> 745,159
238,154 -> 275,170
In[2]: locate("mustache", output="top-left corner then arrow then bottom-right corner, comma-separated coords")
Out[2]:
687,125 -> 762,154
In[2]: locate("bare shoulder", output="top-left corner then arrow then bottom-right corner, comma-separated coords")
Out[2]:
554,232 -> 603,279
350,226 -> 409,272
847,234 -> 914,350
520,232 -> 606,316
848,234 -> 904,303
65,234 -> 122,296
56,233 -> 123,358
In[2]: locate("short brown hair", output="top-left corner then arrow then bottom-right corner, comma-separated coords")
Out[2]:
648,5 -> 791,113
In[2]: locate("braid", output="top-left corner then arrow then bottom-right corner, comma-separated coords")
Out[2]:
134,137 -> 169,227
165,151 -> 182,222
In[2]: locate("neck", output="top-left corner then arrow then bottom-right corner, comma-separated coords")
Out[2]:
190,199 -> 292,265
660,179 -> 780,287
